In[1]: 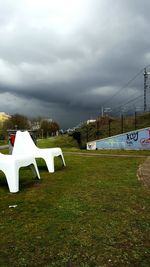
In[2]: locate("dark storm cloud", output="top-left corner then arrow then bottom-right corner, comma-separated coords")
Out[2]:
0,0 -> 150,128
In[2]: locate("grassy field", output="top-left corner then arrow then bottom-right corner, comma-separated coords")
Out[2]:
0,137 -> 150,266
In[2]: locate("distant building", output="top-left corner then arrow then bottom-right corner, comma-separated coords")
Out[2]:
0,112 -> 11,125
87,119 -> 96,125
30,117 -> 54,131
66,128 -> 74,133
31,121 -> 40,130
41,118 -> 53,123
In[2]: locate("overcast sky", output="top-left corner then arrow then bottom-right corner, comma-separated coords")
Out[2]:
0,0 -> 150,128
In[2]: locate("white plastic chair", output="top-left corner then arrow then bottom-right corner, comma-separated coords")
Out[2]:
13,131 -> 66,173
0,152 -> 40,193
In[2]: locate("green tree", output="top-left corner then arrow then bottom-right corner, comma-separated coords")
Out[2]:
40,120 -> 59,138
3,114 -> 30,131
50,121 -> 60,135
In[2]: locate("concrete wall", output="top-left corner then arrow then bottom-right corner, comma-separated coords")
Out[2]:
87,127 -> 150,150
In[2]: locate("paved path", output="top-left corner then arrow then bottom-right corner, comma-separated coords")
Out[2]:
137,156 -> 150,190
0,145 -> 8,150
64,151 -> 147,158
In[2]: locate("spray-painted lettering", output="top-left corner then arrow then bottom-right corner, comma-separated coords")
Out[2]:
126,132 -> 138,142
140,129 -> 150,146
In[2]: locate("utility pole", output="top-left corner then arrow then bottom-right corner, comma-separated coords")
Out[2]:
86,124 -> 89,142
134,111 -> 137,130
144,68 -> 150,112
121,114 -> 124,134
108,119 -> 111,137
101,107 -> 112,117
144,68 -> 148,112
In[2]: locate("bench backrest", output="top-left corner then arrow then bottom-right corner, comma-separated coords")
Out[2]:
13,131 -> 37,154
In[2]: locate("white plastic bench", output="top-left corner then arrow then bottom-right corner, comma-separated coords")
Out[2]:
0,152 -> 40,193
13,130 -> 66,173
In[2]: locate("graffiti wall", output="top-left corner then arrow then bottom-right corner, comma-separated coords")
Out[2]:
87,127 -> 150,150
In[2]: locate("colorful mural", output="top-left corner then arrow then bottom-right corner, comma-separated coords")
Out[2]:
87,127 -> 150,150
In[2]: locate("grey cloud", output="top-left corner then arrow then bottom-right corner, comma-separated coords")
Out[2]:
0,0 -> 150,128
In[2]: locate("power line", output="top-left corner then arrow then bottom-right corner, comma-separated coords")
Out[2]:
112,89 -> 150,116
112,94 -> 143,115
101,64 -> 150,107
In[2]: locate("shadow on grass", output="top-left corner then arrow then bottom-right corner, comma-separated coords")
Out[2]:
0,157 -> 66,193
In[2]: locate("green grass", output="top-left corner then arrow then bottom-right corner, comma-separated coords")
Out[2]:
65,148 -> 150,156
0,146 -> 150,266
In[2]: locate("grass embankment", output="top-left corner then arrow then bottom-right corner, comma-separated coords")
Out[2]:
38,135 -> 150,156
77,112 -> 150,147
0,137 -> 150,266
99,112 -> 150,139
38,134 -> 79,152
